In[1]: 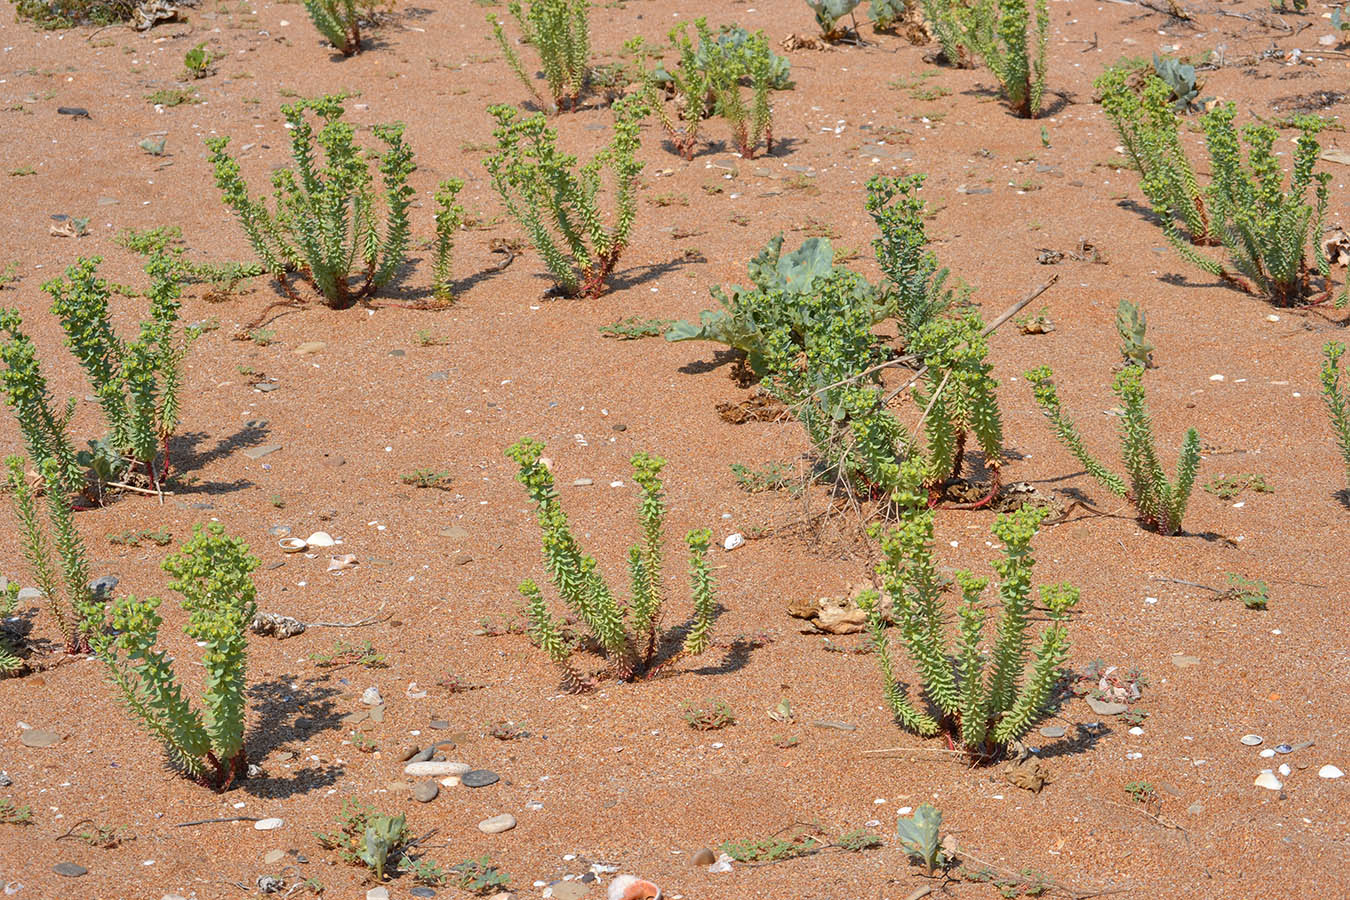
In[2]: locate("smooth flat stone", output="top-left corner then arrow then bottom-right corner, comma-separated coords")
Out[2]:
1170,654 -> 1201,668
1318,765 -> 1344,779
53,862 -> 87,877
243,444 -> 282,460
412,781 -> 439,803
428,719 -> 450,730
549,883 -> 588,900
1085,697 -> 1128,716
20,729 -> 61,748
462,769 -> 500,788
811,720 -> 857,731
404,761 -> 470,777
254,817 -> 284,830
439,526 -> 469,539
477,813 -> 516,834
1038,725 -> 1066,739
293,341 -> 326,355
367,889 -> 389,900
409,888 -> 436,898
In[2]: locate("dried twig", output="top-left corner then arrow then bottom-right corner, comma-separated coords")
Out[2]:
174,816 -> 261,827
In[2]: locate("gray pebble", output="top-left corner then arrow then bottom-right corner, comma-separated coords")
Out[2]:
1038,725 -> 1066,738
412,781 -> 439,803
254,382 -> 280,392
462,769 -> 500,788
53,862 -> 88,877
89,576 -> 119,599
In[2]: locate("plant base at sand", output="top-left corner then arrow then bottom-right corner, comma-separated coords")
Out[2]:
507,438 -> 718,689
863,471 -> 1078,758
207,94 -> 420,309
91,523 -> 259,791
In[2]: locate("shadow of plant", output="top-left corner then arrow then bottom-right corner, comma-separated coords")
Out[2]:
241,676 -> 346,799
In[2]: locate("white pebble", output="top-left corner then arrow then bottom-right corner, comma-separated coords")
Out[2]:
1260,749 -> 1276,758
478,813 -> 516,834
1128,726 -> 1144,736
1278,764 -> 1291,777
723,533 -> 745,551
405,761 -> 470,777
1318,765 -> 1344,779
1209,374 -> 1224,381
254,817 -> 284,830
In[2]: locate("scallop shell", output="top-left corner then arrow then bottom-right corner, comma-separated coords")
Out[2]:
279,537 -> 307,553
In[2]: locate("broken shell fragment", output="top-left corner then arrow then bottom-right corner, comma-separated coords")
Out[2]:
1254,770 -> 1283,791
327,554 -> 358,572
608,875 -> 662,900
279,537 -> 307,553
1317,765 -> 1343,779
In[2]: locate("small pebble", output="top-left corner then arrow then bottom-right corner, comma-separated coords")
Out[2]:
478,813 -> 516,834
412,781 -> 439,803
410,888 -> 437,899
399,745 -> 421,762
1318,765 -> 1344,779
367,889 -> 390,900
263,850 -> 285,865
1038,725 -> 1066,738
723,533 -> 744,551
52,862 -> 87,877
1128,726 -> 1144,736
1278,764 -> 1291,777
1260,748 -> 1276,758
691,848 -> 716,866
19,729 -> 60,748
254,818 -> 284,830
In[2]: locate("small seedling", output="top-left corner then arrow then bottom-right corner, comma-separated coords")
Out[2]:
896,804 -> 946,875
767,697 -> 795,723
1124,780 -> 1156,804
836,828 -> 883,852
721,828 -> 821,862
1121,708 -> 1149,726
108,528 -> 173,548
414,329 -> 450,347
0,799 -> 32,825
183,43 -> 214,78
58,819 -> 135,848
772,734 -> 800,749
682,698 -> 735,731
599,316 -> 674,340
249,329 -> 276,346
1225,573 -> 1269,610
146,88 -> 200,107
451,854 -> 511,895
400,469 -> 453,491
310,640 -> 388,669
316,800 -> 436,882
730,462 -> 796,494
1320,342 -> 1350,488
1116,299 -> 1154,368
1204,473 -> 1271,500
349,731 -> 377,753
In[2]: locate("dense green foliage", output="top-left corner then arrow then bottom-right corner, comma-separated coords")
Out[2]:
484,97 -> 646,297
303,0 -> 363,56
317,799 -> 450,882
1027,362 -> 1200,535
206,94 -> 419,308
1,254 -> 197,496
90,523 -> 259,791
6,456 -> 98,656
0,578 -> 22,676
862,470 -> 1078,755
1098,78 -> 1342,307
923,0 -> 1048,114
507,439 -> 718,689
1320,342 -> 1350,491
488,0 -> 591,113
644,19 -> 783,159
668,174 -> 998,505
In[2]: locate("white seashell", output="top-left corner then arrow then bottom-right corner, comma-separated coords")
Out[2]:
279,537 -> 307,553
404,761 -> 470,777
723,533 -> 745,551
1317,765 -> 1343,779
254,817 -> 284,830
1240,734 -> 1263,746
1260,748 -> 1276,758
305,531 -> 335,548
1278,764 -> 1291,777
405,681 -> 427,699
1254,770 -> 1283,790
